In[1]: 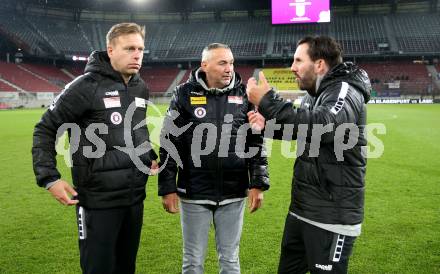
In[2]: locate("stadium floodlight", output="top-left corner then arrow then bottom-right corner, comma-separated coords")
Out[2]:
131,0 -> 148,4
130,0 -> 158,8
72,55 -> 89,61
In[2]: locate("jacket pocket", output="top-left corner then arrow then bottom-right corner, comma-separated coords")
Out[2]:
319,163 -> 344,201
294,160 -> 320,188
319,163 -> 343,187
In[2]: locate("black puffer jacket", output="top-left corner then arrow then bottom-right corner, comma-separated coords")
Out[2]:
158,69 -> 269,203
32,51 -> 157,209
259,62 -> 371,225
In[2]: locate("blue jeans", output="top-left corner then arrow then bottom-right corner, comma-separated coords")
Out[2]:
180,200 -> 245,274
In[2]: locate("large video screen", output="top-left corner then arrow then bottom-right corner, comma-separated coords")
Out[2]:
272,0 -> 330,25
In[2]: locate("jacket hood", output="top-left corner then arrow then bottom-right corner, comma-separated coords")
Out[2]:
318,62 -> 371,103
187,68 -> 242,95
84,50 -> 140,83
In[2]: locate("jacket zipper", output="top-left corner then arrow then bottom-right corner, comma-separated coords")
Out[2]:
125,82 -> 135,201
216,95 -> 222,206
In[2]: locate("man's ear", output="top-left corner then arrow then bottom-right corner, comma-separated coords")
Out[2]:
315,59 -> 328,74
201,61 -> 207,72
107,45 -> 113,57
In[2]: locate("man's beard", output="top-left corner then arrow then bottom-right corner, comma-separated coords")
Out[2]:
300,75 -> 317,96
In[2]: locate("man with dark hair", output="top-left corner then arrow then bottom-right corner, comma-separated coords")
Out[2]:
247,36 -> 371,274
159,43 -> 270,274
32,22 -> 158,274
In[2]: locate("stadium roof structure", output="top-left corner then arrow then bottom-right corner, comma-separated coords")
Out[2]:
3,0 -> 438,13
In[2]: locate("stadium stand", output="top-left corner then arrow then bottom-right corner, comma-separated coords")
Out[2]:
359,61 -> 431,94
0,59 -> 434,95
178,69 -> 192,85
0,61 -> 60,92
335,15 -> 387,55
167,23 -> 217,59
390,14 -> 440,53
222,20 -> 269,57
0,80 -> 17,92
0,0 -> 439,97
80,22 -> 102,51
140,67 -> 180,94
235,66 -> 256,82
0,13 -> 49,55
20,63 -> 73,86
65,64 -> 86,77
1,13 -> 439,59
273,15 -> 387,55
28,16 -> 93,55
150,24 -> 182,59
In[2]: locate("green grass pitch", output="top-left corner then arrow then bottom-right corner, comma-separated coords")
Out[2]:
0,104 -> 439,273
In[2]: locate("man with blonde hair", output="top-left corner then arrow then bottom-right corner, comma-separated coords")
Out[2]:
32,22 -> 158,274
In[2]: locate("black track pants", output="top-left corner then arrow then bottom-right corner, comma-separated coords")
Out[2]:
76,203 -> 144,274
278,214 -> 356,274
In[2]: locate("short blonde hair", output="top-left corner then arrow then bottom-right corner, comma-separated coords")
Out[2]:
106,22 -> 145,46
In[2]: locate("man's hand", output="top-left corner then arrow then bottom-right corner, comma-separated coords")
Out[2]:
246,71 -> 271,106
149,160 -> 159,176
247,188 -> 264,213
48,180 -> 79,206
247,109 -> 265,131
162,193 -> 180,214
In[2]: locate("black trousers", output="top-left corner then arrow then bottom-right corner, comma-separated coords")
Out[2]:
76,203 -> 144,274
278,214 -> 356,274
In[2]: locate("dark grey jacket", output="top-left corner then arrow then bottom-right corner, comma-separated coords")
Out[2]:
158,69 -> 269,203
259,62 -> 371,225
32,51 -> 157,209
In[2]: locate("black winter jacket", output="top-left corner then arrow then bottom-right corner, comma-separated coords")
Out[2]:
259,62 -> 371,225
158,69 -> 269,203
32,51 -> 157,209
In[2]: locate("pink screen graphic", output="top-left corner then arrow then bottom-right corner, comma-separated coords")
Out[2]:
272,0 -> 330,24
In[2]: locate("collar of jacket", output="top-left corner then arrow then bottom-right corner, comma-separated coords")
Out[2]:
315,62 -> 371,103
195,68 -> 236,95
